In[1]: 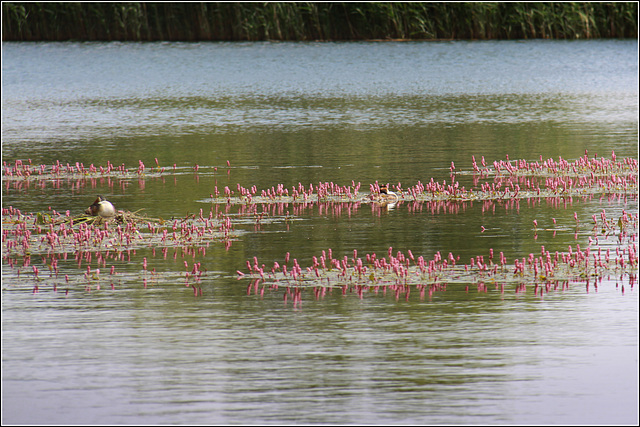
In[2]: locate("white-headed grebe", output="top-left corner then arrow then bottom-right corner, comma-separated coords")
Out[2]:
85,195 -> 116,218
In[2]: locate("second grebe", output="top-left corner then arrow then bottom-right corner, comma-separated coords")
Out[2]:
378,184 -> 399,203
370,184 -> 399,209
85,195 -> 116,218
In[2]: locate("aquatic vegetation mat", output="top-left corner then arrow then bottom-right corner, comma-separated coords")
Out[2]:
238,207 -> 637,300
2,206 -> 238,258
3,152 -> 638,301
4,151 -> 637,204
194,151 -> 637,205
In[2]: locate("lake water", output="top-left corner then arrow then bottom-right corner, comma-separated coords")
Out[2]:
2,40 -> 638,424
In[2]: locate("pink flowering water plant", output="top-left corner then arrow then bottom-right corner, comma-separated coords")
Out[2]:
2,152 -> 637,299
240,209 -> 637,303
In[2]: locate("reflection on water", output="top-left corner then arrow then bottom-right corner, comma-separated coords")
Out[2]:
2,40 -> 638,424
2,276 -> 636,424
2,40 -> 638,148
4,92 -> 637,145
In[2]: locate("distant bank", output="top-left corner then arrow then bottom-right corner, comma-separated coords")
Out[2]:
2,2 -> 637,42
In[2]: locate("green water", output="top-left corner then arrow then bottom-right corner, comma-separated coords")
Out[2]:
2,40 -> 638,424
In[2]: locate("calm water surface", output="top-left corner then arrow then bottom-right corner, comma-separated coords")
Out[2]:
2,40 -> 638,424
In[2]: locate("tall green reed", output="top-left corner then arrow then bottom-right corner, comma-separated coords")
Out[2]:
2,2 -> 637,41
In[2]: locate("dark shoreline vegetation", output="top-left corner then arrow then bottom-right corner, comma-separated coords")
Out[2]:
2,2 -> 638,42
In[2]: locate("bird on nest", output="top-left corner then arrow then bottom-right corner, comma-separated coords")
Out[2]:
85,195 -> 116,218
372,184 -> 399,208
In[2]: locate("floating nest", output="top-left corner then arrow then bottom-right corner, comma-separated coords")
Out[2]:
49,210 -> 165,226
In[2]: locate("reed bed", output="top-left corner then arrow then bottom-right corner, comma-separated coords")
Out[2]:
3,2 -> 637,41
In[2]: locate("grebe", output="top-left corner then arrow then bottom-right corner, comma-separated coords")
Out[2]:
371,184 -> 399,209
378,184 -> 399,203
85,195 -> 116,218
